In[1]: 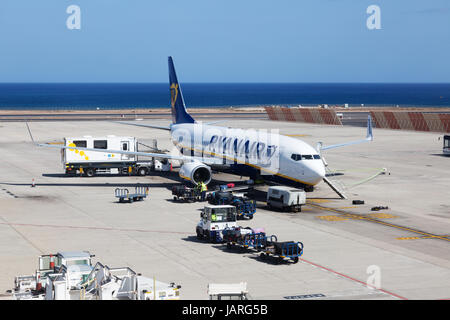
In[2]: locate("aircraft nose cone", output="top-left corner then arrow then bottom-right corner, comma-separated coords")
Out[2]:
308,161 -> 326,185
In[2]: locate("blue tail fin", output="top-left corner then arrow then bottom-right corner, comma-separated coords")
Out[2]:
168,57 -> 195,124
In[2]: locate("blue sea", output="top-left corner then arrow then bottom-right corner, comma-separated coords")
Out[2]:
0,83 -> 449,110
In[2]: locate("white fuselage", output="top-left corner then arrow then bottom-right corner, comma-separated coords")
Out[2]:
169,123 -> 325,187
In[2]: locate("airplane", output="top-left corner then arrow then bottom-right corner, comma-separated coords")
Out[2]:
28,56 -> 373,195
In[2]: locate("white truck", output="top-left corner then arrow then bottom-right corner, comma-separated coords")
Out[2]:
12,252 -> 181,300
267,186 -> 306,212
208,282 -> 250,300
12,251 -> 95,300
196,205 -> 237,243
62,136 -> 171,177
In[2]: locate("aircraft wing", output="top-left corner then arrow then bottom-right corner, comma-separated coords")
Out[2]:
115,121 -> 171,131
38,142 -> 223,165
26,123 -> 222,165
319,115 -> 373,151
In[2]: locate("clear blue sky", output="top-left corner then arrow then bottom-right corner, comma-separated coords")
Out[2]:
0,0 -> 449,83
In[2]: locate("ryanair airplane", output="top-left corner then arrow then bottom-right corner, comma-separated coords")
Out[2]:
31,57 -> 373,193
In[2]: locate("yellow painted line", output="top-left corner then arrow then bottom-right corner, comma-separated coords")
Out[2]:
397,234 -> 450,241
316,215 -> 349,222
307,203 -> 450,243
307,199 -> 332,204
338,206 -> 358,209
367,213 -> 398,219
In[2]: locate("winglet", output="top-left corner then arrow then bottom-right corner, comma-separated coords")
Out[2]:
320,114 -> 374,151
366,115 -> 373,141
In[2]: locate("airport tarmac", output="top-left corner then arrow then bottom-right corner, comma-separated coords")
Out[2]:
0,117 -> 449,300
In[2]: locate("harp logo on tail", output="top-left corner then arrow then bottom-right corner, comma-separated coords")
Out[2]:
170,83 -> 179,108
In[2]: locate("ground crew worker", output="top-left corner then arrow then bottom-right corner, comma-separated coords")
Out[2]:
200,181 -> 207,201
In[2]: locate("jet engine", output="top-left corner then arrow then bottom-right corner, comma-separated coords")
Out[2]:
179,161 -> 212,185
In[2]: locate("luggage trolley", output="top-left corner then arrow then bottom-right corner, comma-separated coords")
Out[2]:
172,185 -> 201,202
115,186 -> 148,203
260,239 -> 304,264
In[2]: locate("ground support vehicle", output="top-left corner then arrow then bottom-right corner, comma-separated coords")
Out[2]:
231,197 -> 256,220
77,262 -> 181,300
115,186 -> 148,203
208,190 -> 256,219
208,282 -> 250,300
267,186 -> 306,212
11,251 -> 94,300
223,227 -> 267,252
443,135 -> 450,155
207,190 -> 233,205
62,136 -> 170,177
12,253 -> 181,300
172,185 -> 201,202
260,240 -> 304,264
196,205 -> 237,243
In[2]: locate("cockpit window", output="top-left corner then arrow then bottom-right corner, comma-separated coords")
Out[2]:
291,154 -> 321,161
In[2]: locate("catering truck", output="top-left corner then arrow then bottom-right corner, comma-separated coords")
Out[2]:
62,136 -> 171,177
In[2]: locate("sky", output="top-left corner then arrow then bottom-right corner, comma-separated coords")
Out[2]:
0,0 -> 449,83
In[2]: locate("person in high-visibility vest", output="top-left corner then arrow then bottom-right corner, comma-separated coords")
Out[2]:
200,181 -> 207,201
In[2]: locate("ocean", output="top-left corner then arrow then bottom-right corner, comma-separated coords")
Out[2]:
0,83 -> 449,110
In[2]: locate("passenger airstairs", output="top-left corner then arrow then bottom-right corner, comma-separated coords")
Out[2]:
323,166 -> 347,199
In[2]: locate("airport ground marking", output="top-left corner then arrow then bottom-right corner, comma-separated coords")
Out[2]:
317,215 -> 349,222
299,257 -> 408,300
396,235 -> 450,241
307,199 -> 332,204
366,213 -> 398,219
0,222 -> 190,235
306,203 -> 450,243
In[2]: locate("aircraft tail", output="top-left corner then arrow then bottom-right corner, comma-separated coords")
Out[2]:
168,57 -> 195,124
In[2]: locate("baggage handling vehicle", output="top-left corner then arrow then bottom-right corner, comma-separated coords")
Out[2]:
196,205 -> 237,243
11,251 -> 95,300
208,282 -> 250,300
207,189 -> 233,205
222,227 -> 303,264
172,184 -> 201,202
266,186 -> 306,212
62,136 -> 171,177
231,195 -> 256,220
222,227 -> 268,251
259,239 -> 304,264
115,186 -> 149,203
208,190 -> 256,220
